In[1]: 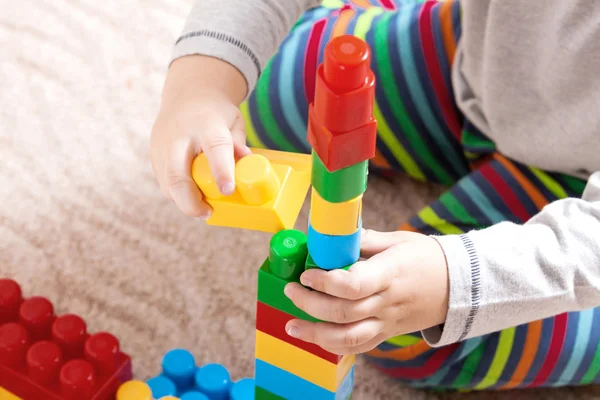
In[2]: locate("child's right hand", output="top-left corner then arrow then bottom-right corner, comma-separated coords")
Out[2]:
150,55 -> 250,218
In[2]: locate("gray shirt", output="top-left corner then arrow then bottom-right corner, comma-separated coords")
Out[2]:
172,0 -> 600,346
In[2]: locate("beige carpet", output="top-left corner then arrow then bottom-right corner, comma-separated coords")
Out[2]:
1,0 -> 599,399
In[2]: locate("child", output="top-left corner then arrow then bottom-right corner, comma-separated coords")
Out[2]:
150,0 -> 600,390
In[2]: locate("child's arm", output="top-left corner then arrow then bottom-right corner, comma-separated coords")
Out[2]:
424,171 -> 600,345
151,0 -> 320,217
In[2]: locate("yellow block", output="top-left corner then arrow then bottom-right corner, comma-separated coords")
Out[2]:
255,330 -> 355,392
192,148 -> 312,233
310,189 -> 362,235
0,387 -> 23,400
116,380 -> 153,400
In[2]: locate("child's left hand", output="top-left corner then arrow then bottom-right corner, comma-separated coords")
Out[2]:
283,229 -> 449,355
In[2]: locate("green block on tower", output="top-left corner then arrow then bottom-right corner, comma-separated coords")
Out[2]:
305,253 -> 353,272
311,151 -> 368,203
255,386 -> 286,400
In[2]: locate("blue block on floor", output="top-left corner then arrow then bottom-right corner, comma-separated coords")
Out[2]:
180,392 -> 210,400
162,348 -> 197,390
195,363 -> 232,400
255,359 -> 354,400
147,375 -> 177,398
307,222 -> 361,270
230,378 -> 256,400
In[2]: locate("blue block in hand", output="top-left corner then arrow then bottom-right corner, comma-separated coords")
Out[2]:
307,223 -> 360,270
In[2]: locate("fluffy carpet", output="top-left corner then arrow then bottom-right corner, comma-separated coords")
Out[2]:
1,0 -> 599,399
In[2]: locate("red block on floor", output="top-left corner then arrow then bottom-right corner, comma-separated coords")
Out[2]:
0,279 -> 132,400
307,35 -> 377,172
256,301 -> 343,365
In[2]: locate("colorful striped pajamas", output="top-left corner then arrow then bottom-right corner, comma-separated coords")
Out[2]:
242,0 -> 600,390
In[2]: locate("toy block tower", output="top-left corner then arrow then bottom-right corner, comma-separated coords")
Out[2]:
254,34 -> 377,400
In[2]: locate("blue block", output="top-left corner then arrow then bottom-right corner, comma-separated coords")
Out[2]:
181,391 -> 211,400
147,375 -> 177,398
230,378 -> 255,400
162,349 -> 197,390
307,223 -> 361,270
255,359 -> 354,400
195,363 -> 232,400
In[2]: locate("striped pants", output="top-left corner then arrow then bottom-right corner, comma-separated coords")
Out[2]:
242,0 -> 600,390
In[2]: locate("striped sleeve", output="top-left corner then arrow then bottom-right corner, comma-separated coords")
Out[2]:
424,171 -> 600,347
171,0 -> 321,94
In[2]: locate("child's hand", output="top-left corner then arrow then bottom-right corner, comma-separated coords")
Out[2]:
283,230 -> 449,355
150,56 -> 250,218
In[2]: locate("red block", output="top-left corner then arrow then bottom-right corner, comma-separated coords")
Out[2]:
256,301 -> 343,364
307,35 -> 377,172
0,279 -> 132,400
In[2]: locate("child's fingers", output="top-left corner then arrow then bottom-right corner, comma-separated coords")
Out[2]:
166,137 -> 212,218
360,229 -> 417,257
300,260 -> 389,300
284,282 -> 383,324
231,114 -> 251,160
199,119 -> 237,196
284,317 -> 383,353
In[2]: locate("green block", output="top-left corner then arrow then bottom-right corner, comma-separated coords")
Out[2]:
311,151 -> 368,203
269,229 -> 308,282
305,253 -> 352,272
255,386 -> 286,400
257,258 -> 321,323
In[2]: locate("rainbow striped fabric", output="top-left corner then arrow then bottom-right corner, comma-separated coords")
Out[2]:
242,0 -> 600,390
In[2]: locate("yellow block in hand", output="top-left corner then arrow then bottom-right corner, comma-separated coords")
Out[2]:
310,189 -> 362,235
191,148 -> 312,233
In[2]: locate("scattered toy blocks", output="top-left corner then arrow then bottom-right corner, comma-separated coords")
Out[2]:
309,190 -> 362,235
191,148 -> 312,233
0,279 -> 132,400
122,348 -> 255,400
306,35 -> 377,172
311,152 -> 368,203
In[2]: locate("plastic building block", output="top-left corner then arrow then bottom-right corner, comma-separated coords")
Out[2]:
191,148 -> 312,233
305,254 -> 352,272
116,380 -> 152,400
306,35 -> 377,172
268,229 -> 308,282
307,223 -> 361,270
254,386 -> 284,400
0,279 -> 132,400
255,331 -> 354,392
0,387 -> 23,400
229,378 -> 254,400
138,348 -> 253,400
311,152 -> 368,203
255,360 -> 354,400
309,190 -> 362,236
257,259 -> 319,323
255,301 -> 342,364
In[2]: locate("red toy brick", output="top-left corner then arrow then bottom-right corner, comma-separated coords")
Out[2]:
0,278 -> 132,400
306,35 -> 377,172
256,301 -> 343,365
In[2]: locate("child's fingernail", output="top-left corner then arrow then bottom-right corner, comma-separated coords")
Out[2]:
284,285 -> 292,299
287,325 -> 300,338
220,182 -> 235,195
300,276 -> 312,288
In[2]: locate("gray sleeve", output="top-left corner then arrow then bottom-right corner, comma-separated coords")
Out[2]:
172,0 -> 321,94
423,171 -> 600,346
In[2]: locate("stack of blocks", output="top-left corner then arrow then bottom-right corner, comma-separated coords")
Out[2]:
0,279 -> 132,400
254,35 -> 377,400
